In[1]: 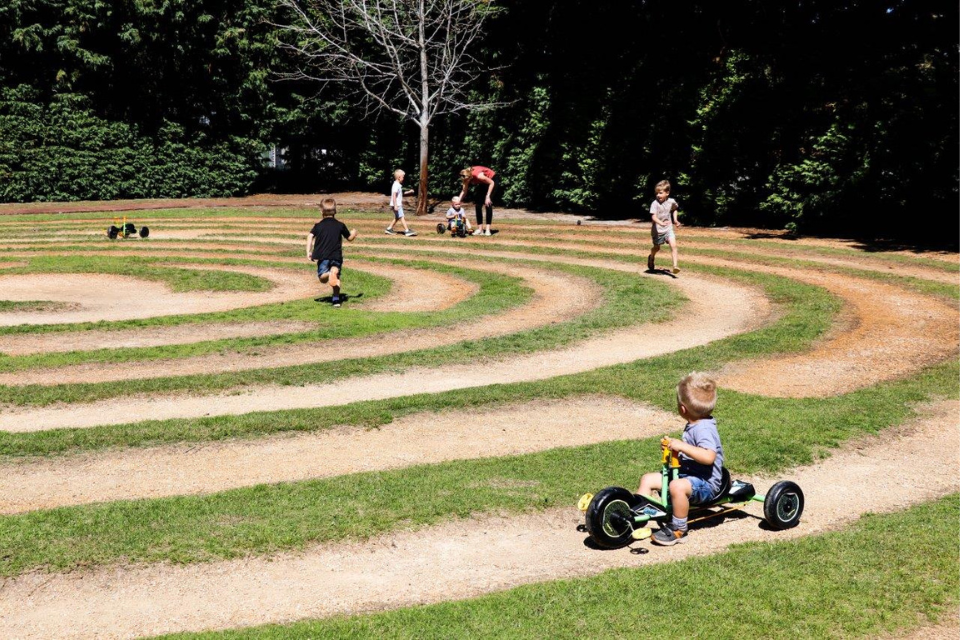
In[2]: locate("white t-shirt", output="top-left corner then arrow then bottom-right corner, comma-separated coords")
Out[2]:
391,180 -> 403,210
446,207 -> 465,220
650,197 -> 678,234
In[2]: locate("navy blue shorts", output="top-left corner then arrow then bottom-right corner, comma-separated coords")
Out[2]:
317,259 -> 343,278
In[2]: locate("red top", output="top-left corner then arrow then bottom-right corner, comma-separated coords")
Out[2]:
469,166 -> 496,183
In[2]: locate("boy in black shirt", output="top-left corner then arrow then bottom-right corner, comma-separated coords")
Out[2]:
306,198 -> 357,307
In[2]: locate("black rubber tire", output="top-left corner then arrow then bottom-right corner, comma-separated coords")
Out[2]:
456,226 -> 466,238
107,225 -> 119,239
585,487 -> 638,549
763,480 -> 804,530
124,222 -> 137,236
436,223 -> 446,235
139,226 -> 150,238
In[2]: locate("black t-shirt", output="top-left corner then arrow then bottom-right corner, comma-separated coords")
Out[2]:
310,218 -> 350,261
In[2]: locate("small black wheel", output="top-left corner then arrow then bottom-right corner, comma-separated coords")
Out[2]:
585,487 -> 638,549
436,223 -> 446,235
763,480 -> 804,530
124,222 -> 137,236
456,226 -> 467,238
139,226 -> 150,238
107,225 -> 119,239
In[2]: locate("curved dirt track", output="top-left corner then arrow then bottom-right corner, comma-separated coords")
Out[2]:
0,400 -> 954,639
363,242 -> 959,397
0,396 -> 678,513
0,272 -> 769,432
0,262 -> 590,387
0,265 -> 318,326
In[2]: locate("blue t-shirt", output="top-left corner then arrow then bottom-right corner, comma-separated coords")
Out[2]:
679,417 -> 724,493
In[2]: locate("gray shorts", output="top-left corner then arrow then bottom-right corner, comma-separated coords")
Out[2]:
652,228 -> 675,246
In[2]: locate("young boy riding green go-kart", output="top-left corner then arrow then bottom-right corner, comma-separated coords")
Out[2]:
579,436 -> 804,549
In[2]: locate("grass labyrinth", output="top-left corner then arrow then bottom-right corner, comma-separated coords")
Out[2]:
0,204 -> 956,639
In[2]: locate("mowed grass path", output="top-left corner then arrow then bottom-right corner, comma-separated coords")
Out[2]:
0,204 -> 955,638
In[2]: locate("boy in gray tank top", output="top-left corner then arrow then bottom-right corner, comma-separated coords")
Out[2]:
637,372 -> 724,545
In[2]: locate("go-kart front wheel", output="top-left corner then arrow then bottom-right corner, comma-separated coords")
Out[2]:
585,487 -> 637,549
763,480 -> 804,530
436,223 -> 446,235
139,226 -> 150,238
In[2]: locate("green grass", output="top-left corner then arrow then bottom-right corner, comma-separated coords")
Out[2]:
163,495 -> 960,640
0,259 -> 679,407
0,300 -> 74,312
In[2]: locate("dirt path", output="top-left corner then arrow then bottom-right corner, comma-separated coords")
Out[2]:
0,397 -> 678,513
0,263 -> 587,387
358,244 -> 960,398
0,273 -> 769,432
0,400 -> 953,639
0,265 -> 317,327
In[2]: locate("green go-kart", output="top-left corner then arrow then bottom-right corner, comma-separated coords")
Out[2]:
579,438 -> 804,549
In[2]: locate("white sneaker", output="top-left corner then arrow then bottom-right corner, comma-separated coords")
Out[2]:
483,229 -> 492,236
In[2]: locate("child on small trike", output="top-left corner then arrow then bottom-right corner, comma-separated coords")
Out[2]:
579,373 -> 804,549
436,196 -> 473,237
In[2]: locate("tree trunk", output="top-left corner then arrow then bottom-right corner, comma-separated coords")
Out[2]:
416,119 -> 429,215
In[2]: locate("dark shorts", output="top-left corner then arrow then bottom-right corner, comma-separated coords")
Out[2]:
317,259 -> 343,278
680,474 -> 716,505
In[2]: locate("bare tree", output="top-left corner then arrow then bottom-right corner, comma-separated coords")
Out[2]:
276,0 -> 500,215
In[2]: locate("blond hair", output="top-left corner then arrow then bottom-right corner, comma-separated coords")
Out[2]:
655,179 -> 671,194
320,198 -> 337,218
394,169 -> 405,180
677,372 -> 717,420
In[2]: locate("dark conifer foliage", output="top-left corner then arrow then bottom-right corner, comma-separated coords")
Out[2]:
0,0 -> 955,243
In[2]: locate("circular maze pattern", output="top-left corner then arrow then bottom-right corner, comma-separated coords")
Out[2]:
0,196 -> 956,638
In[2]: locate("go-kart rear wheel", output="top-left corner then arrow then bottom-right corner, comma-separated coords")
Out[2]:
124,222 -> 137,237
585,487 -> 637,549
763,481 -> 804,530
436,223 -> 446,235
106,225 -> 119,239
139,226 -> 150,238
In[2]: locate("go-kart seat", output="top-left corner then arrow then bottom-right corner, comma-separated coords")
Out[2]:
713,467 -> 732,499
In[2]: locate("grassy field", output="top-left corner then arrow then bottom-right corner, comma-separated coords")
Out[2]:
0,203 -> 955,638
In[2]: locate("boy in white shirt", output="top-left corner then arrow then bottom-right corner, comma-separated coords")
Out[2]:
386,169 -> 416,237
647,179 -> 681,274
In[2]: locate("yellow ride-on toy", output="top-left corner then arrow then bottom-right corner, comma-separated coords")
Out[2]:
578,438 -> 804,549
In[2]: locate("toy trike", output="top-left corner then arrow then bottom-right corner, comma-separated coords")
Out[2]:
436,217 -> 470,238
107,216 -> 149,239
579,438 -> 804,549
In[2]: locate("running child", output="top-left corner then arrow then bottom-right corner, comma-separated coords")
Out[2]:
647,179 -> 681,274
445,196 -> 473,235
307,198 -> 357,308
386,169 -> 416,237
